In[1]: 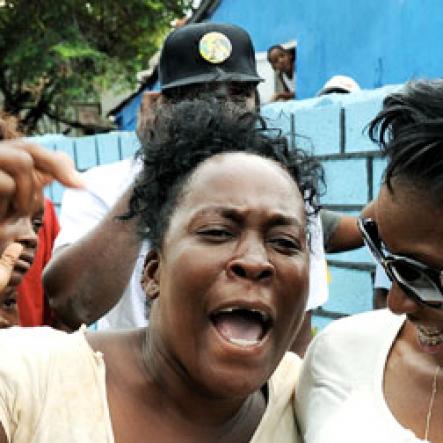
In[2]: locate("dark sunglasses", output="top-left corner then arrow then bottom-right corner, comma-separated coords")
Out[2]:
358,217 -> 443,309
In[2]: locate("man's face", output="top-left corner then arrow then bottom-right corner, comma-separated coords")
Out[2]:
137,82 -> 258,141
191,82 -> 258,111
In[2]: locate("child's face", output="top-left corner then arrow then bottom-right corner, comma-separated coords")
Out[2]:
1,194 -> 43,289
0,288 -> 18,328
268,48 -> 293,75
0,193 -> 44,328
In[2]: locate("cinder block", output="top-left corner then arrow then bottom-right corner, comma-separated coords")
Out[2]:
95,132 -> 122,164
327,247 -> 373,264
344,98 -> 383,153
323,267 -> 373,315
321,158 -> 368,205
49,181 -> 65,206
294,104 -> 341,155
261,110 -> 293,144
119,132 -> 140,159
52,138 -> 75,161
73,136 -> 98,170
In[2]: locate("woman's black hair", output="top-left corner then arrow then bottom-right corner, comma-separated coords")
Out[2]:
125,99 -> 323,251
369,79 -> 443,202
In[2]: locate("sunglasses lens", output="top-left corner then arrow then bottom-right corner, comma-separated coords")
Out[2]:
391,261 -> 421,281
390,261 -> 443,305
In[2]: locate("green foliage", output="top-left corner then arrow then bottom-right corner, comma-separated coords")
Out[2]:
0,0 -> 191,133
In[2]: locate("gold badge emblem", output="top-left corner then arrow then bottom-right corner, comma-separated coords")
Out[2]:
199,32 -> 232,64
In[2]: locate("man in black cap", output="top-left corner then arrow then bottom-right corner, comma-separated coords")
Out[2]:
44,22 -> 264,332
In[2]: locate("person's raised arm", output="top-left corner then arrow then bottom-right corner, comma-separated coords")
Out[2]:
43,187 -> 142,329
43,92 -> 162,330
322,200 -> 377,253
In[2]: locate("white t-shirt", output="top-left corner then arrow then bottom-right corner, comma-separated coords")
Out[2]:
54,158 -> 149,330
306,214 -> 328,310
296,309 -> 430,443
55,158 -> 328,329
0,327 -> 301,443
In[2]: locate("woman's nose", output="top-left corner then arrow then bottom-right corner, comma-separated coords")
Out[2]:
387,281 -> 421,315
227,239 -> 274,281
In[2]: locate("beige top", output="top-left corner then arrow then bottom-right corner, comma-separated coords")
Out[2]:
0,327 -> 301,442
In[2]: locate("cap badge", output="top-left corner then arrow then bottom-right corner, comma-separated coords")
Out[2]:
199,32 -> 232,64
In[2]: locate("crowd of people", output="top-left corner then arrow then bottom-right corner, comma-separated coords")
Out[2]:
0,21 -> 441,443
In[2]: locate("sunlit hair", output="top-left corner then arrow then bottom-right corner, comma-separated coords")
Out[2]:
125,99 -> 323,251
369,79 -> 443,202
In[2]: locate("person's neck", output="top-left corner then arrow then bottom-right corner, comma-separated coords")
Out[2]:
140,329 -> 265,434
398,320 -> 443,371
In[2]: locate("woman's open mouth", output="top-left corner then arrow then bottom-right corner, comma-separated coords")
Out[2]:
210,307 -> 273,348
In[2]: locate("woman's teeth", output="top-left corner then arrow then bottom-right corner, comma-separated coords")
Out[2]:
417,325 -> 443,346
228,337 -> 260,347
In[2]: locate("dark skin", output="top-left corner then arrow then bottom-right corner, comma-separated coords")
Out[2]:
0,197 -> 44,328
88,330 -> 266,443
268,47 -> 295,102
44,187 -> 141,329
78,153 -> 309,442
377,183 -> 443,442
43,89 -> 257,330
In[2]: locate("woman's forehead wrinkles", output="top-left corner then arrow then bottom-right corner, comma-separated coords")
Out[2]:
188,205 -> 304,227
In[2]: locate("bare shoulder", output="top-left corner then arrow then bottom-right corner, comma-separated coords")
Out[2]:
85,328 -> 145,367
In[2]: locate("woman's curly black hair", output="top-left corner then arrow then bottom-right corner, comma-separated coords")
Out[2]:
369,79 -> 443,202
125,99 -> 324,251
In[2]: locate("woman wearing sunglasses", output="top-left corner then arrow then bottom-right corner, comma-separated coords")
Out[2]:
296,79 -> 443,443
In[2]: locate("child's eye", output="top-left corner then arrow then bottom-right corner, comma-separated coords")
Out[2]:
32,218 -> 43,233
2,297 -> 17,311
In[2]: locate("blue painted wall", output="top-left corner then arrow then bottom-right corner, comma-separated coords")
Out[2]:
210,0 -> 443,98
116,0 -> 443,129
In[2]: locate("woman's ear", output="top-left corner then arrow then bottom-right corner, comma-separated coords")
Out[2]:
141,250 -> 161,300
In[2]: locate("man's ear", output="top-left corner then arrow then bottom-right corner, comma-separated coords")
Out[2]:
141,250 -> 161,300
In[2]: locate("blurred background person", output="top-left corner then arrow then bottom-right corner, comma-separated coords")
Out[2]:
297,79 -> 443,442
267,44 -> 296,102
0,112 -> 60,328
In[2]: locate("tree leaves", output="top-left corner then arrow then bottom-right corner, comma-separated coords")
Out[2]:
0,0 -> 192,134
